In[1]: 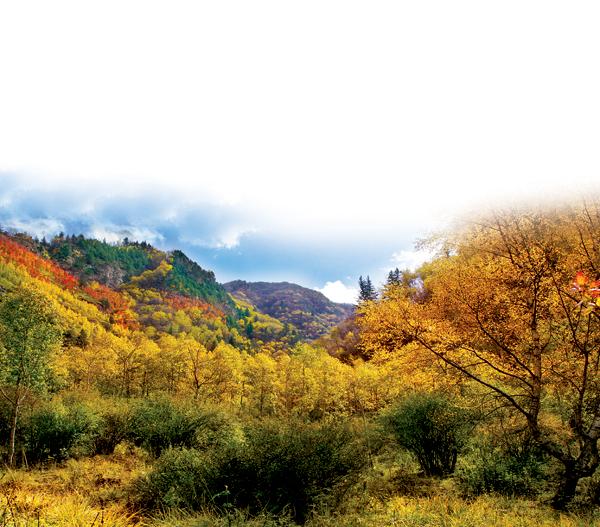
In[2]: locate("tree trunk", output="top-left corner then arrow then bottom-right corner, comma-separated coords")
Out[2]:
450,449 -> 457,473
552,468 -> 580,510
8,398 -> 20,467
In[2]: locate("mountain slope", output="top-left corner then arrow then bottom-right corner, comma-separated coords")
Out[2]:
224,280 -> 354,340
1,228 -> 352,347
0,229 -> 277,367
39,233 -> 233,310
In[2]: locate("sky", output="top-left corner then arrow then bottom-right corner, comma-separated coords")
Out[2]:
1,1 -> 599,303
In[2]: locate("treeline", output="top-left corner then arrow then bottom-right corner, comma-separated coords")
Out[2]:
59,334 -> 403,415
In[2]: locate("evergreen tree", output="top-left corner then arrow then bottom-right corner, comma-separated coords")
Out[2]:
387,268 -> 402,286
358,275 -> 377,302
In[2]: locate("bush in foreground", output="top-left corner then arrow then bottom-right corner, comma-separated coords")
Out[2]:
24,402 -> 100,463
382,392 -> 476,477
457,433 -> 550,498
134,419 -> 368,524
126,397 -> 236,457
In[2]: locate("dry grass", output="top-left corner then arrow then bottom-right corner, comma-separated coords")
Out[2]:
0,453 -> 598,527
305,494 -> 600,527
143,495 -> 600,527
0,445 -> 148,526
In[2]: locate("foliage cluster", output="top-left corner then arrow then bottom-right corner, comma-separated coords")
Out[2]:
0,394 -> 238,466
48,234 -> 154,286
457,435 -> 549,498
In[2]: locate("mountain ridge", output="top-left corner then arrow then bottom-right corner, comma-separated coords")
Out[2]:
224,279 -> 354,340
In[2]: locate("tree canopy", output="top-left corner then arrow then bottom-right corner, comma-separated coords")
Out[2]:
0,287 -> 62,464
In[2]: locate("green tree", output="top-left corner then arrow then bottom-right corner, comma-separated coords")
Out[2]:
358,275 -> 377,302
387,268 -> 402,286
383,392 -> 475,476
0,288 -> 61,465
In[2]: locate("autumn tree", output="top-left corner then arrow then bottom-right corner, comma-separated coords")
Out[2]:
0,287 -> 62,465
359,203 -> 600,508
155,334 -> 188,394
244,352 -> 277,416
178,336 -> 210,399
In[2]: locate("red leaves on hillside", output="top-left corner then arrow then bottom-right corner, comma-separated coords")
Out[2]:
0,234 -> 139,328
0,234 -> 78,290
0,234 -> 226,330
165,294 -> 224,320
82,282 -> 139,329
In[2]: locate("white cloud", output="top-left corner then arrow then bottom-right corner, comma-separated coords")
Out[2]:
391,249 -> 435,271
88,225 -> 164,245
213,227 -> 257,249
1,218 -> 64,239
182,227 -> 257,250
318,280 -> 358,304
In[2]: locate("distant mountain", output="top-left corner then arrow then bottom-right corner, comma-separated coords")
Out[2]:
224,280 -> 354,340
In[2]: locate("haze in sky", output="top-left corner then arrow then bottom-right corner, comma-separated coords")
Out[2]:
1,1 -> 598,302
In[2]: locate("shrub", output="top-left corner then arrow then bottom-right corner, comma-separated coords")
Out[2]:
457,435 -> 548,497
24,402 -> 100,463
134,448 -> 210,510
382,392 -> 475,477
134,419 -> 368,524
581,469 -> 600,506
94,403 -> 132,455
236,420 -> 366,521
127,397 -> 235,457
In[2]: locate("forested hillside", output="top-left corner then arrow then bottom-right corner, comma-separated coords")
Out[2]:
1,202 -> 600,526
5,232 -> 347,346
39,233 -> 233,309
